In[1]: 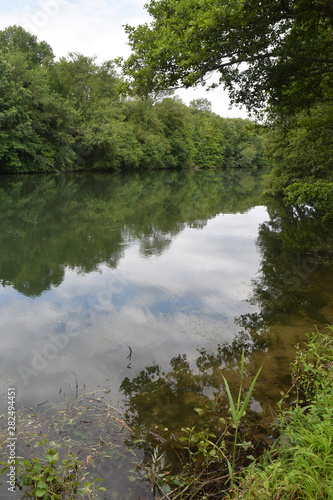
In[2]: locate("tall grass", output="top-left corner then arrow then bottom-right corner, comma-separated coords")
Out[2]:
222,348 -> 262,491
238,326 -> 333,499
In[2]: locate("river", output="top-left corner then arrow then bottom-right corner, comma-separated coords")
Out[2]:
0,169 -> 332,498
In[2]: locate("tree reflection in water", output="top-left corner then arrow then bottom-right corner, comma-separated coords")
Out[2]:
237,197 -> 333,332
119,196 -> 333,470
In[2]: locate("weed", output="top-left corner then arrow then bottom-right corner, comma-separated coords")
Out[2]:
238,326 -> 333,500
222,348 -> 263,491
144,348 -> 263,498
1,436 -> 106,499
291,326 -> 333,398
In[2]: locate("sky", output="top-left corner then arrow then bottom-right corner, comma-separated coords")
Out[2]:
0,0 -> 248,118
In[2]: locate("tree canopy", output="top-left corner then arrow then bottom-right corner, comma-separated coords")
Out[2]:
0,25 -> 265,174
123,0 -> 333,115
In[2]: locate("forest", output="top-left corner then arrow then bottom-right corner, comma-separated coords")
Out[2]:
1,2 -> 332,220
0,25 -> 265,176
123,0 -> 333,222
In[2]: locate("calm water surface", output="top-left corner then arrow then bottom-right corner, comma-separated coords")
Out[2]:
0,169 -> 332,498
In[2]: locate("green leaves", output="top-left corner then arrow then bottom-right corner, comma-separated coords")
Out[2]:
0,43 -> 78,173
240,328 -> 333,499
1,25 -> 267,173
123,0 -> 333,115
222,348 -> 262,426
6,439 -> 105,499
222,347 -> 263,490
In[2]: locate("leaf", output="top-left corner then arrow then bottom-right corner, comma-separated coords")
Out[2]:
170,479 -> 184,486
222,375 -> 237,423
237,440 -> 253,450
160,483 -> 172,494
46,452 -> 59,464
35,488 -> 47,497
194,407 -> 204,416
37,480 -> 48,489
238,364 -> 263,420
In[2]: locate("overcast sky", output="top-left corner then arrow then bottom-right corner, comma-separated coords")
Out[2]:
0,0 -> 248,118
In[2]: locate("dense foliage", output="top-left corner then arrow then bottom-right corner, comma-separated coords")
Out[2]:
124,0 -> 332,114
264,104 -> 333,223
0,26 -> 264,174
124,0 -> 333,219
239,327 -> 333,499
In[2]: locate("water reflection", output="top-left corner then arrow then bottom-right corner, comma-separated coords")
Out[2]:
118,338 -> 280,479
237,197 -> 333,332
120,340 -> 266,431
0,168 -> 332,497
0,169 -> 265,297
0,169 -> 267,404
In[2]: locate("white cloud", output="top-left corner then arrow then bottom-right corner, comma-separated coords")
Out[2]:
0,0 -> 249,117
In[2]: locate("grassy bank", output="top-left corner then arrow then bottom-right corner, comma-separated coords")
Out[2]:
236,326 -> 333,499
149,326 -> 333,499
1,327 -> 332,498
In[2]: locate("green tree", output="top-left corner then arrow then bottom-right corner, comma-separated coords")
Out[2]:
0,25 -> 54,67
0,25 -> 266,173
0,51 -> 77,173
189,98 -> 212,113
0,26 -> 79,173
187,108 -> 226,167
267,103 -> 333,188
51,53 -> 142,170
51,53 -> 120,109
123,0 -> 333,115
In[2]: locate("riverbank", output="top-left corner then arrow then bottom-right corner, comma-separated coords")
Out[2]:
236,325 -> 333,499
1,326 -> 332,498
151,325 -> 333,499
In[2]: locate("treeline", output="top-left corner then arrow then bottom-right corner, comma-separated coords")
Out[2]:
262,104 -> 333,223
122,0 -> 333,225
0,26 -> 265,174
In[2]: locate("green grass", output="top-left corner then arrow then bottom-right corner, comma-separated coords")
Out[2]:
237,326 -> 333,500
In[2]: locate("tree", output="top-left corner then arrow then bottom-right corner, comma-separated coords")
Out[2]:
123,0 -> 333,115
0,26 -> 79,173
266,103 -> 333,187
51,53 -> 120,109
0,51 -> 78,173
189,98 -> 212,113
0,25 -> 54,67
0,25 -> 265,173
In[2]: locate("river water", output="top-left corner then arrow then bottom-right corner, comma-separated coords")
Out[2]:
0,169 -> 332,498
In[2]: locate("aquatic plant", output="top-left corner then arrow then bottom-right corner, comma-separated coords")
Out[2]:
144,348 -> 263,498
238,326 -> 333,499
222,348 -> 263,491
1,437 -> 105,499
